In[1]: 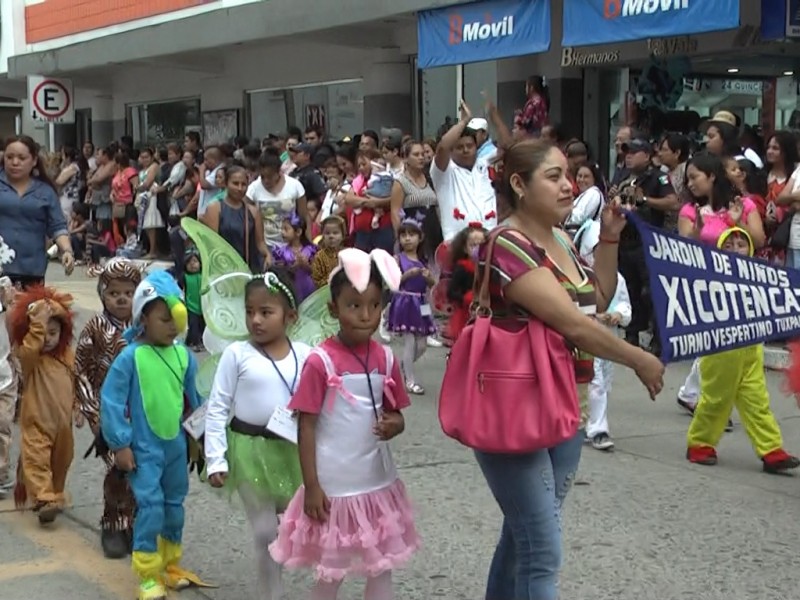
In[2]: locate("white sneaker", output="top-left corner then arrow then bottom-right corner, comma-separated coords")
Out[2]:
591,433 -> 614,451
427,336 -> 443,348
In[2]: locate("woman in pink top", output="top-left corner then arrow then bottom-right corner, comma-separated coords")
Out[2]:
678,152 -> 765,248
110,150 -> 138,244
676,152 -> 766,416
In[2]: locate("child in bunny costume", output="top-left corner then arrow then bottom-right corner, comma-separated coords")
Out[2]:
269,248 -> 420,600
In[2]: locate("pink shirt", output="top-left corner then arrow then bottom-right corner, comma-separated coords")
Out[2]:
288,337 -> 411,415
679,197 -> 757,247
111,166 -> 137,205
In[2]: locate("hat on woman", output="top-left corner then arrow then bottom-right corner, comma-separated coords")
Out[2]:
706,110 -> 739,128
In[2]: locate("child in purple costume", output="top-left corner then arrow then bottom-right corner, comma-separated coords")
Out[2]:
272,212 -> 317,304
387,218 -> 436,395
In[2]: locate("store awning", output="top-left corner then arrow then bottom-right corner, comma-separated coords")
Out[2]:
562,0 -> 740,48
417,0 -> 550,69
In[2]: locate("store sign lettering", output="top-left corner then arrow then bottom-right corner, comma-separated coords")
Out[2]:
647,35 -> 697,56
721,80 -> 764,94
604,0 -> 689,19
561,46 -> 620,67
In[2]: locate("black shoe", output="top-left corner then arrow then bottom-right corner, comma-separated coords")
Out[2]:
101,528 -> 129,559
591,433 -> 615,451
724,419 -> 734,432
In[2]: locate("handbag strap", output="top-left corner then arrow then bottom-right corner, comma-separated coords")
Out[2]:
474,226 -> 512,313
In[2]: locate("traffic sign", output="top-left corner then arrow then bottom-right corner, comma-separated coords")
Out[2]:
27,75 -> 74,124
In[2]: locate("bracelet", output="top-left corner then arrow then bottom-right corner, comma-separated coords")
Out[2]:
599,237 -> 620,244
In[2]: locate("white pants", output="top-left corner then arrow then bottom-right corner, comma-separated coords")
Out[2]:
587,357 -> 613,437
239,486 -> 283,600
678,359 -> 701,404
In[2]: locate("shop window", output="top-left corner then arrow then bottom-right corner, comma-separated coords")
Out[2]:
247,79 -> 363,142
420,66 -> 458,138
126,98 -> 201,146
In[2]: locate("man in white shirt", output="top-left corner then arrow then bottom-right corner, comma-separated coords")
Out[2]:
431,103 -> 497,242
469,118 -> 498,166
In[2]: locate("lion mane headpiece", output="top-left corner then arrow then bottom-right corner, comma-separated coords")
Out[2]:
8,286 -> 75,357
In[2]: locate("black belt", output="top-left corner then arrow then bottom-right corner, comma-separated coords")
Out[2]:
230,416 -> 281,440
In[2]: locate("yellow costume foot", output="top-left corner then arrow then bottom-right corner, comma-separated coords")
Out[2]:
138,579 -> 167,600
163,565 -> 214,590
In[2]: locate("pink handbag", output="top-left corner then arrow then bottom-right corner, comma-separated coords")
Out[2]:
438,228 -> 581,453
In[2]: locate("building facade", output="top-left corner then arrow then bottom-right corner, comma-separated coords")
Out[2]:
0,0 -> 797,172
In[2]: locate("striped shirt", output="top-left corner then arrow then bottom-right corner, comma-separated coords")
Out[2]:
478,228 -> 597,385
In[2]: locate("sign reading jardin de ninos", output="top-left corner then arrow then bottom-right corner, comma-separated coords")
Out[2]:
626,213 -> 800,363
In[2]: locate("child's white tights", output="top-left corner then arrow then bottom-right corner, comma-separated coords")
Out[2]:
401,334 -> 427,385
310,571 -> 393,600
240,487 -> 282,600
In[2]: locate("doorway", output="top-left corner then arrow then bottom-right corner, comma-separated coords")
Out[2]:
75,109 -> 92,146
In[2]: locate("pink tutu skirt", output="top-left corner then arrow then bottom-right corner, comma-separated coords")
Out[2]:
269,478 -> 420,581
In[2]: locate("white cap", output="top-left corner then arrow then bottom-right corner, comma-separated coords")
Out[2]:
467,118 -> 489,131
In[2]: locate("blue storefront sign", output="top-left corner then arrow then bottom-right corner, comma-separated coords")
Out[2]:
626,212 -> 800,364
761,0 -> 800,39
417,0 -> 550,69
562,0 -> 740,47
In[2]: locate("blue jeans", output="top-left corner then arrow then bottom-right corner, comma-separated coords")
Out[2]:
787,248 -> 800,269
354,225 -> 395,254
474,431 -> 583,600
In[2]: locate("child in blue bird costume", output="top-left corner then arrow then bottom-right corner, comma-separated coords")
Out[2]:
100,270 -> 208,600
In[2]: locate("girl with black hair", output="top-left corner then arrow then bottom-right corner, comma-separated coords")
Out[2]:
272,212 -> 316,303
443,223 -> 486,343
205,271 -> 309,600
270,250 -> 419,600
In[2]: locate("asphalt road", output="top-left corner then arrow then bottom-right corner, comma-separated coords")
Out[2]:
1,264 -> 800,600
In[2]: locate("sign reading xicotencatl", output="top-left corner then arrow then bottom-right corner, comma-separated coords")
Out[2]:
626,212 -> 800,363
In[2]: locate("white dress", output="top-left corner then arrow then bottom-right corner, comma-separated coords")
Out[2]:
269,343 -> 420,581
140,168 -> 164,230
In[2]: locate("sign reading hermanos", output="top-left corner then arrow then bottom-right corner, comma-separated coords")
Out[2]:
561,46 -> 620,67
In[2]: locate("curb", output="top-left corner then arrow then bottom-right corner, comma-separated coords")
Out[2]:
764,345 -> 790,371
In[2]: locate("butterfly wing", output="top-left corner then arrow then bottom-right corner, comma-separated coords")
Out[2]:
288,286 -> 339,346
181,217 -> 250,341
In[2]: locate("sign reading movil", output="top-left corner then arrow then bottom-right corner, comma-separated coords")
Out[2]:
605,0 -> 689,18
418,0 -> 550,69
448,14 -> 515,45
563,0 -> 740,47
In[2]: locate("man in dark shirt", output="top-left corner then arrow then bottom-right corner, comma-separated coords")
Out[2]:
615,137 -> 679,355
289,143 -> 327,204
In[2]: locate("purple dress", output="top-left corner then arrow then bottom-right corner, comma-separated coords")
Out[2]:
272,243 -> 317,303
387,253 -> 436,335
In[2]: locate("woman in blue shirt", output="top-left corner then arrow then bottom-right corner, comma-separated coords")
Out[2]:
0,136 -> 74,286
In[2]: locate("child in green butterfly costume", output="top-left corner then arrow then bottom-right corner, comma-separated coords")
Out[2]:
100,270 -> 209,600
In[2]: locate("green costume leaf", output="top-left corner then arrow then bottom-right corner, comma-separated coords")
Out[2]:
196,353 -> 222,399
181,218 -> 339,395
288,286 -> 340,347
181,217 -> 249,341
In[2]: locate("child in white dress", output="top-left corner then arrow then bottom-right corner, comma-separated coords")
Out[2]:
578,220 -> 631,451
269,248 -> 419,600
205,271 -> 310,600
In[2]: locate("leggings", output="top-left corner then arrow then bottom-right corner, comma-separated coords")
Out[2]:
310,571 -> 393,600
240,486 -> 283,600
401,334 -> 427,385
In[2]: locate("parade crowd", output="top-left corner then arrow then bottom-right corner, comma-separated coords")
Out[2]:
1,76 -> 800,600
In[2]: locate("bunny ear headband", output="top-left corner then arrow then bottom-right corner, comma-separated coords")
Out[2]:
328,248 -> 402,293
207,271 -> 297,310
